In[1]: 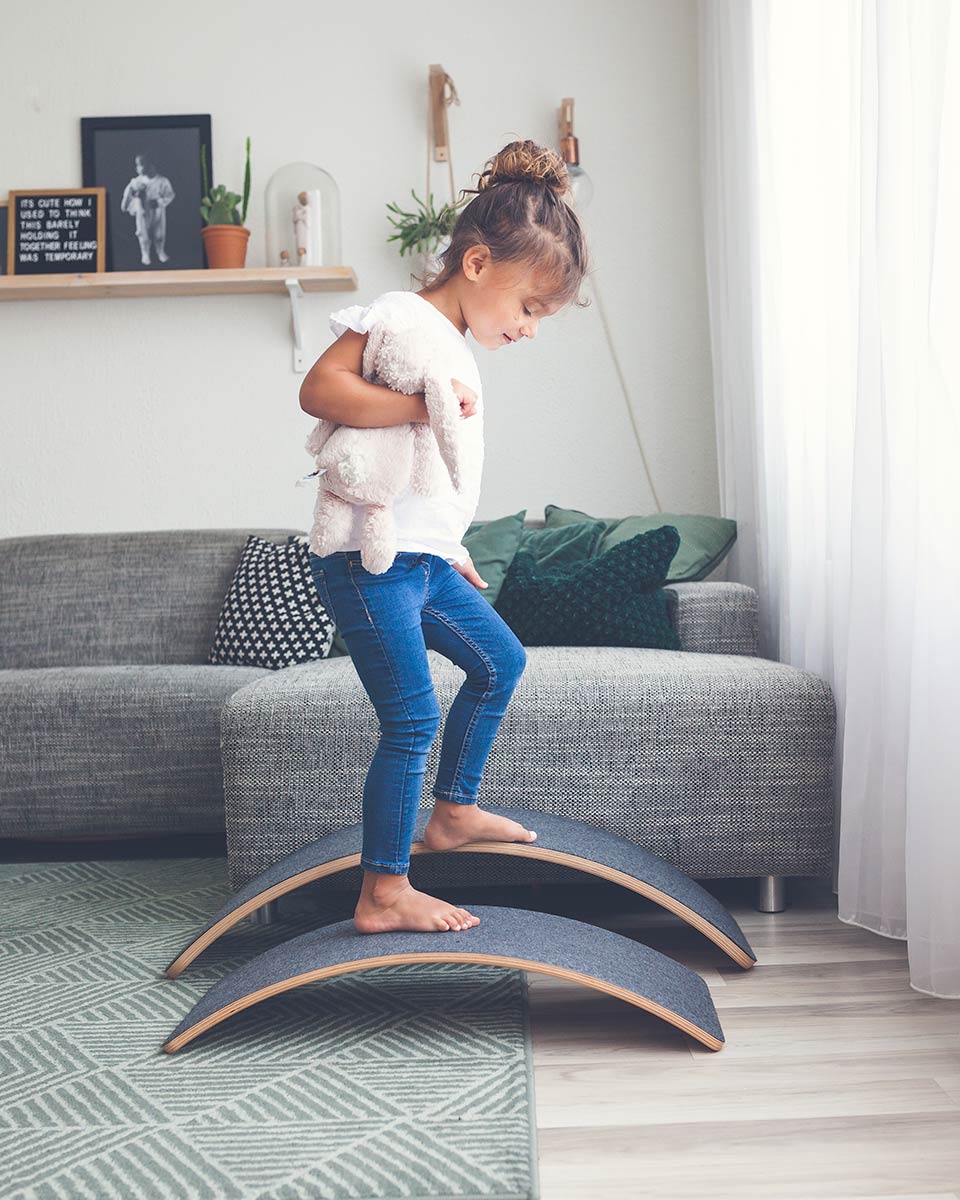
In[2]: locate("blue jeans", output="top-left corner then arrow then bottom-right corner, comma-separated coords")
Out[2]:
308,549 -> 527,875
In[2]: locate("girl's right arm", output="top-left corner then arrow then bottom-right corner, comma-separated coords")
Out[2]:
298,330 -> 430,428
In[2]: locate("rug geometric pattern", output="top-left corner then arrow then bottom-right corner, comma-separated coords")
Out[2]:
0,859 -> 540,1199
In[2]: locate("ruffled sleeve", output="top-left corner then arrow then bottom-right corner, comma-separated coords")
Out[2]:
329,302 -> 377,339
329,292 -> 405,339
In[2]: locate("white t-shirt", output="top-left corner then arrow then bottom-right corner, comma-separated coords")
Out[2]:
320,290 -> 484,566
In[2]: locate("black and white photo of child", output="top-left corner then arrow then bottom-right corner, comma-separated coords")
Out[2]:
120,154 -> 175,266
82,115 -> 210,270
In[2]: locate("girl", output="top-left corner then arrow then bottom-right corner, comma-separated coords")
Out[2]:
298,139 -> 589,936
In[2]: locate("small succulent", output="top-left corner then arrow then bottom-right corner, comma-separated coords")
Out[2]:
200,138 -> 251,227
386,188 -> 463,257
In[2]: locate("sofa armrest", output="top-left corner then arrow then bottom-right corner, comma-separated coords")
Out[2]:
664,581 -> 759,656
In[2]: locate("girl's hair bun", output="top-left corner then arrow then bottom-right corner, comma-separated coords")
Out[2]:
420,136 -> 590,311
475,139 -> 570,197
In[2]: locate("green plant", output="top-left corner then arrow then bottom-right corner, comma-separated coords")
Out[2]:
200,137 -> 252,226
385,188 -> 463,257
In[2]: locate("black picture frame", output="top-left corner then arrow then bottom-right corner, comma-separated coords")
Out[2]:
80,114 -> 213,272
0,203 -> 8,275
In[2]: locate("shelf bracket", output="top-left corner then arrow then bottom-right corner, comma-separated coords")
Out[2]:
285,278 -> 306,373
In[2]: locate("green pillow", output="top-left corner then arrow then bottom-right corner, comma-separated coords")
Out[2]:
516,520 -> 607,568
543,504 -> 737,582
493,525 -> 682,648
462,508 -> 528,605
329,630 -> 351,658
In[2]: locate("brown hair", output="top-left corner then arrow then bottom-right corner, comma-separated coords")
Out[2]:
418,139 -> 591,311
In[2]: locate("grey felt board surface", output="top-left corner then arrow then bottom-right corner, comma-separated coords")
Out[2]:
164,903 -> 724,1049
167,807 -> 754,972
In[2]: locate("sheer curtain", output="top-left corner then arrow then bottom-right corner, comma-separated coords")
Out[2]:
698,0 -> 960,997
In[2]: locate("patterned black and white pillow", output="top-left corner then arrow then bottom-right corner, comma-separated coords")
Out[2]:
208,534 -> 335,669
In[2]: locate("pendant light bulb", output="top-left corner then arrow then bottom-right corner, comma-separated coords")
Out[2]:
558,96 -> 594,211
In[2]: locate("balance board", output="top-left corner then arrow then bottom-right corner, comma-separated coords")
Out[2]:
162,904 -> 725,1054
164,807 -> 756,979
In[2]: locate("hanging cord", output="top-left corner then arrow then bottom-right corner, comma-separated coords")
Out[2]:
582,264 -> 664,512
421,77 -> 660,510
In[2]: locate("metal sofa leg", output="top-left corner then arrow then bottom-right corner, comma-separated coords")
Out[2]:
249,900 -> 278,926
755,874 -> 788,913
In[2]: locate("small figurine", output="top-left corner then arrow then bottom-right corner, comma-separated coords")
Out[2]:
279,249 -> 291,268
292,191 -> 310,266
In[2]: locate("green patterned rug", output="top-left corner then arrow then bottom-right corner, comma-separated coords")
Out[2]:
0,857 -> 540,1199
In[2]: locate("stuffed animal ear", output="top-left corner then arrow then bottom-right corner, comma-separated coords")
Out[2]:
422,376 -> 466,493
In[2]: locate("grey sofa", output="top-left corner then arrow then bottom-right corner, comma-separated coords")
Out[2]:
0,527 -> 836,915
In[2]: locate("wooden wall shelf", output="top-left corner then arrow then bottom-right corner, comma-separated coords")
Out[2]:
0,266 -> 359,371
0,266 -> 357,302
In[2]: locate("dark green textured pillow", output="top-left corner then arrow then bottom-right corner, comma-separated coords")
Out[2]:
543,504 -> 737,582
494,525 -> 682,648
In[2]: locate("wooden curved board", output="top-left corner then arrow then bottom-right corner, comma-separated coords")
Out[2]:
164,807 -> 756,979
162,904 -> 724,1054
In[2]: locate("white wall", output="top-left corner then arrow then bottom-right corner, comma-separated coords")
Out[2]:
0,0 -> 717,538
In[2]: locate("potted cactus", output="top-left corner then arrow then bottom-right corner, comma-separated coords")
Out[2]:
199,137 -> 251,268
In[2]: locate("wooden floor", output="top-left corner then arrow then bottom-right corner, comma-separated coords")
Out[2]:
6,835 -> 958,1198
526,875 -> 960,1200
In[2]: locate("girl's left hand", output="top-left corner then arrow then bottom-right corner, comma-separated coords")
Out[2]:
453,554 -> 488,590
452,377 -> 478,419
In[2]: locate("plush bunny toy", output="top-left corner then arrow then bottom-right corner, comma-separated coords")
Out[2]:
304,306 -> 470,574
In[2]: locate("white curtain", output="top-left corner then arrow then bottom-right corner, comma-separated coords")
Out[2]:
698,0 -> 960,997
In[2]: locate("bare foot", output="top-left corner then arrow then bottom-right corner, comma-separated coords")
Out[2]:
421,801 -> 538,853
354,879 -> 480,935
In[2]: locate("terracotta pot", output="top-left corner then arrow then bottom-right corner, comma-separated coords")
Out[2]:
201,224 -> 251,268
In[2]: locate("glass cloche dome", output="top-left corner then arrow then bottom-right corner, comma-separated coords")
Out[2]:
265,162 -> 342,268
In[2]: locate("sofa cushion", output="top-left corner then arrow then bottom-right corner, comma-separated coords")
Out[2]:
0,528 -> 305,668
222,646 -> 836,891
544,504 -> 737,582
209,536 -> 335,670
0,663 -> 271,839
493,526 -> 682,648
